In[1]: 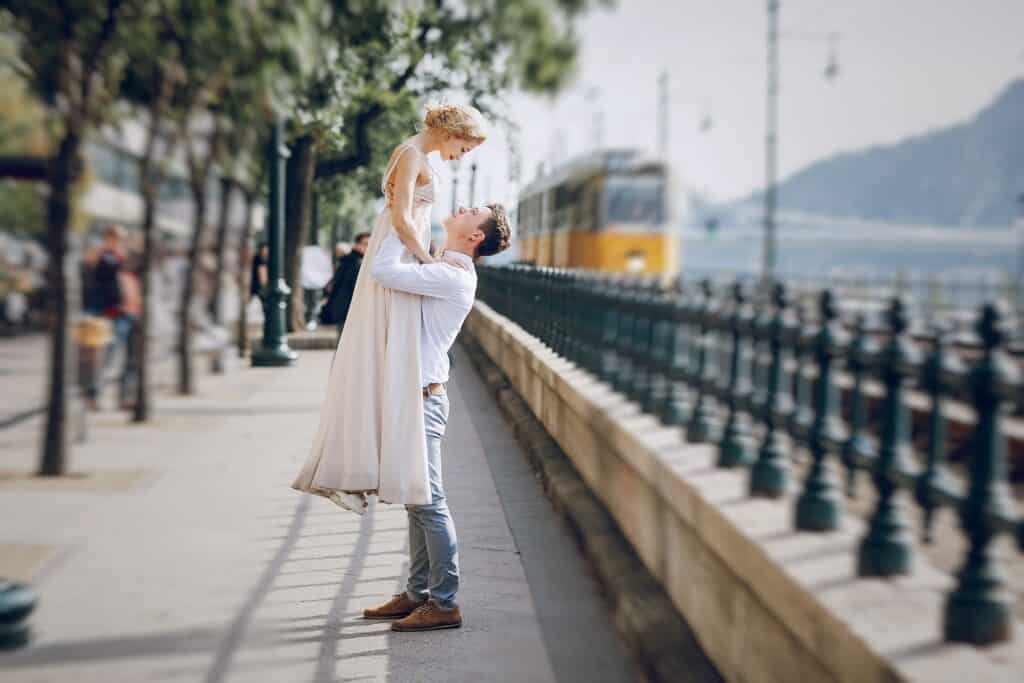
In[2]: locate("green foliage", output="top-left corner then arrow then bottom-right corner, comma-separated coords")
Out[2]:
305,0 -> 604,230
0,1 -> 132,134
0,38 -> 48,156
0,179 -> 43,236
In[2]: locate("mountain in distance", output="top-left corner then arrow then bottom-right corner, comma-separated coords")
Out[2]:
740,78 -> 1024,228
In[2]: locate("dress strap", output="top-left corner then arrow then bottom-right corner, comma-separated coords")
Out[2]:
381,143 -> 420,197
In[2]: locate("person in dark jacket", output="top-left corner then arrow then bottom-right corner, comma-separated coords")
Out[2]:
319,232 -> 369,331
81,224 -> 126,409
250,242 -> 268,302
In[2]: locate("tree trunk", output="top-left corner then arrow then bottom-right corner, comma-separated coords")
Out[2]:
284,133 -> 315,333
39,132 -> 81,476
133,82 -> 174,423
209,176 -> 234,325
178,188 -> 207,395
310,190 -> 319,245
134,174 -> 158,422
236,189 -> 256,358
209,177 -> 235,373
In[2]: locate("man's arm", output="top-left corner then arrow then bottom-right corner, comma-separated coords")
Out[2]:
370,232 -> 466,299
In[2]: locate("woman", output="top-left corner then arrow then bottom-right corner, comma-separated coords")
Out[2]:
292,103 -> 487,512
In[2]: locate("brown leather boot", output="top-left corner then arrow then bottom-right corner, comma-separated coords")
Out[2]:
363,593 -> 425,620
390,599 -> 462,632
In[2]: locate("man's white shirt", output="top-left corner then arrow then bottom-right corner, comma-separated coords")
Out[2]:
370,232 -> 477,386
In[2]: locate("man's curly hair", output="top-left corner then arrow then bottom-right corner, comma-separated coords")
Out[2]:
476,203 -> 512,258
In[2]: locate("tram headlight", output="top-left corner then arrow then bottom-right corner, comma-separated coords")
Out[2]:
626,250 -> 647,273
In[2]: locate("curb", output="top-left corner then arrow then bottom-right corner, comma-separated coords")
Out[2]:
459,336 -> 722,683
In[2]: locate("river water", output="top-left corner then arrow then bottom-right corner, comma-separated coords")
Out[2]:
680,221 -> 1023,313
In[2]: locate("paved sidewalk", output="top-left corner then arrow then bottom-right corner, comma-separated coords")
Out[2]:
0,345 -> 635,682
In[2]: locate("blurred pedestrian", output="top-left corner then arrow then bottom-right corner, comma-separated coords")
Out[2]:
81,224 -> 127,409
85,224 -> 125,317
334,241 -> 351,269
117,254 -> 142,411
250,242 -> 268,303
318,232 -> 369,331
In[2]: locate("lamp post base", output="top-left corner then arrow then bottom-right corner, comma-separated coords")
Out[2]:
251,345 -> 298,367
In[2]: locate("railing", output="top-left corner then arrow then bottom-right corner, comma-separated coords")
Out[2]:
687,268 -> 1024,344
476,264 -> 1024,646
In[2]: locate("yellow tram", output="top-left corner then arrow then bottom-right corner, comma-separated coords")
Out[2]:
515,149 -> 676,275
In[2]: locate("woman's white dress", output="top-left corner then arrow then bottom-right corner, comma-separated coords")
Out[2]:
291,144 -> 435,506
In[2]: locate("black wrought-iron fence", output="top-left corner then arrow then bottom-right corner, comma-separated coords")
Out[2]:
476,263 -> 1024,646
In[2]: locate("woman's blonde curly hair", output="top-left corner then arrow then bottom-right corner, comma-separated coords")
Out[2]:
423,102 -> 488,143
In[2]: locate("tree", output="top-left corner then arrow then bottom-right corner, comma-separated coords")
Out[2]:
2,0 -> 133,476
277,0 -> 597,329
234,154 -> 266,359
164,1 -> 232,395
0,58 -> 49,237
314,0 -> 590,180
117,3 -> 183,421
208,78 -> 265,369
162,0 -> 308,393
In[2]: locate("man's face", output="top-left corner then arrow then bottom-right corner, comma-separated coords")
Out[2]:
354,237 -> 369,255
443,206 -> 492,247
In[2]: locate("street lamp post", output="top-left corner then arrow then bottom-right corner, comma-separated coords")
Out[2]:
469,162 -> 478,207
658,70 -> 670,159
1014,193 -> 1024,338
762,0 -> 780,286
451,160 -> 460,214
584,86 -> 603,150
252,118 -> 298,367
1015,192 -> 1024,284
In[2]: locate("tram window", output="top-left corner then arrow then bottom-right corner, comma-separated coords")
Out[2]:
554,184 -> 582,231
605,176 -> 664,225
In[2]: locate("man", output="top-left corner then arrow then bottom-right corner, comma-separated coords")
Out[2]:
82,224 -> 127,410
363,203 -> 511,632
319,232 -> 369,330
249,242 -> 268,303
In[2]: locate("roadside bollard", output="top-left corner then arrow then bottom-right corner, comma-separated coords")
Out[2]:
0,580 -> 37,650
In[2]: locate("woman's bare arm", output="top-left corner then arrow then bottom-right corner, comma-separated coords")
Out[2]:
387,148 -> 434,264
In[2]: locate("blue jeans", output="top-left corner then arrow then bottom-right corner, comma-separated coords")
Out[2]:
405,391 -> 460,608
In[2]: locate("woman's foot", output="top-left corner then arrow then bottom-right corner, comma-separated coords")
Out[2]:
328,491 -> 368,515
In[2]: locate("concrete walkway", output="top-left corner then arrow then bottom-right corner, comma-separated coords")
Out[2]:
0,345 -> 635,682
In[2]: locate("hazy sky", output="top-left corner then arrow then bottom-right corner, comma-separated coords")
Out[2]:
438,0 -> 1023,216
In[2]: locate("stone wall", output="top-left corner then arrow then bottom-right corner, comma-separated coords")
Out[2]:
463,300 -> 1024,683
